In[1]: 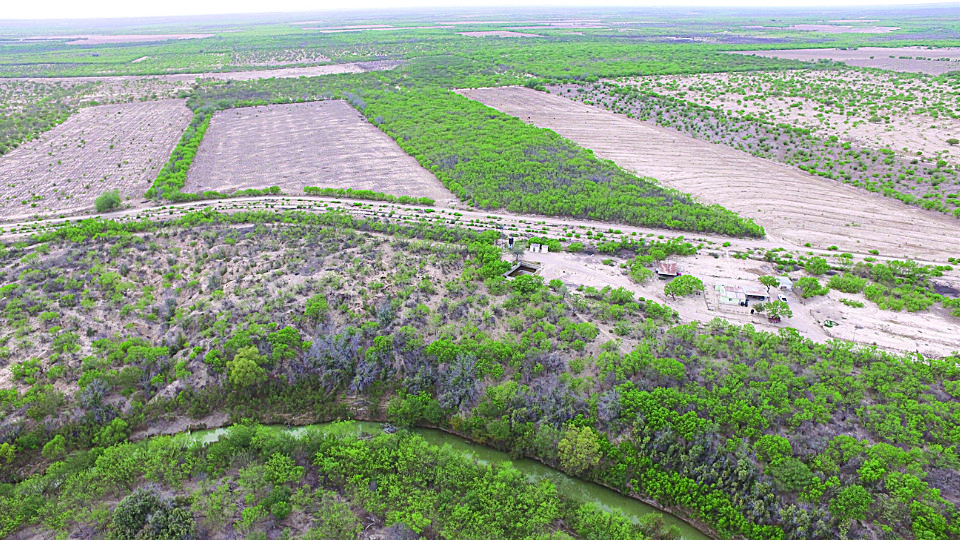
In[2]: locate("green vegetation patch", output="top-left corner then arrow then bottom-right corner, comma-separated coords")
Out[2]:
365,89 -> 764,237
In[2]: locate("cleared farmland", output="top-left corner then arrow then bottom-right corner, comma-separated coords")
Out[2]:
0,99 -> 192,219
616,70 -> 960,167
731,47 -> 960,75
185,100 -> 454,201
459,86 -> 960,260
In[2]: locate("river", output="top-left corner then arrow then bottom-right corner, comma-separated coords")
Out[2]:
192,421 -> 709,540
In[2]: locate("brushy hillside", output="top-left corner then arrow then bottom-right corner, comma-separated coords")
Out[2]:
0,210 -> 957,540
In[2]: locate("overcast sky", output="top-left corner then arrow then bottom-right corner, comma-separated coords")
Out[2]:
0,0 -> 946,20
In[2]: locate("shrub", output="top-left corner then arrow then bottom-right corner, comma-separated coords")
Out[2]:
828,273 -> 867,294
95,190 -> 122,213
804,256 -> 830,275
111,487 -> 195,540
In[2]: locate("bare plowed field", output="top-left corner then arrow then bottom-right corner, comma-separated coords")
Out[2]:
731,47 -> 960,75
0,100 -> 192,219
459,87 -> 960,260
185,101 -> 454,202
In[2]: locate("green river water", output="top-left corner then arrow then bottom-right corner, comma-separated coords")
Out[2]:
192,421 -> 708,540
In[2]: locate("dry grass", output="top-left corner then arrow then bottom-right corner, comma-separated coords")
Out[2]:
185,101 -> 454,201
0,100 -> 192,219
459,86 -> 960,260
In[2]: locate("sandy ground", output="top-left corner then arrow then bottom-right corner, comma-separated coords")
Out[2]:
0,99 -> 192,219
619,70 -> 960,167
186,100 -> 455,202
731,47 -> 960,75
458,86 -> 960,261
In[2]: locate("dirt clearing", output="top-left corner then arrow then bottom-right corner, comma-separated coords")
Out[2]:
458,86 -> 960,260
185,101 -> 454,202
0,100 -> 192,220
525,249 -> 958,359
730,47 -> 960,75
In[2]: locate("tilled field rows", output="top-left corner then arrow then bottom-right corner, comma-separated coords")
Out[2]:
185,100 -> 455,202
459,86 -> 960,260
0,99 -> 192,219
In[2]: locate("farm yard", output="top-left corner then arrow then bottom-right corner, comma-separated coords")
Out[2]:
0,100 -> 192,219
459,86 -> 960,260
185,100 -> 454,202
732,46 -> 960,75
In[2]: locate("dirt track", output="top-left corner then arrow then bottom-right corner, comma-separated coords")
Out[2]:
458,86 -> 960,261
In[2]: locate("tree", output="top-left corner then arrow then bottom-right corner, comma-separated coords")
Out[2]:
795,276 -> 828,298
558,425 -> 602,475
663,275 -> 704,299
95,190 -> 122,213
947,138 -> 959,146
758,275 -> 779,289
228,346 -> 267,388
763,300 -> 793,321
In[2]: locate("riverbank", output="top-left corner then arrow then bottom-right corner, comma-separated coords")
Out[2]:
133,410 -> 719,540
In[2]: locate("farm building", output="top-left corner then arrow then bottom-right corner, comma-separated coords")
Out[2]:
717,283 -> 769,305
716,284 -> 747,305
741,284 -> 771,303
656,262 -> 679,279
776,276 -> 793,290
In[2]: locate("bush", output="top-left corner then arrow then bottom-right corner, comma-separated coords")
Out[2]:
804,256 -> 830,275
95,190 -> 122,213
111,487 -> 195,540
828,273 -> 867,294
